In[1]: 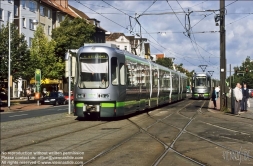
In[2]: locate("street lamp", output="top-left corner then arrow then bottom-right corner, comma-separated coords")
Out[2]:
8,18 -> 38,109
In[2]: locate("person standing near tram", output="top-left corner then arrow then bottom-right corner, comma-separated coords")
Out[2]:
241,83 -> 249,112
233,83 -> 242,115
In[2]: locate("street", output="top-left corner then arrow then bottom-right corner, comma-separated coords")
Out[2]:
0,105 -> 71,122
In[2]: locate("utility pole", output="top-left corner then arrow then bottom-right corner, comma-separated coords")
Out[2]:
220,0 -> 226,111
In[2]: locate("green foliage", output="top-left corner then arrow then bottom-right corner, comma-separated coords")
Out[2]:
52,16 -> 95,59
29,25 -> 64,80
228,56 -> 253,88
0,23 -> 30,82
156,57 -> 174,69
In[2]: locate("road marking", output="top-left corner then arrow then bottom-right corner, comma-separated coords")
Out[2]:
57,109 -> 66,111
9,114 -> 28,118
200,121 -> 250,135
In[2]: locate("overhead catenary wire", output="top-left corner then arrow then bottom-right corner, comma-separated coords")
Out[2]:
76,2 -> 219,69
165,1 -> 216,66
101,0 -> 194,64
226,13 -> 253,26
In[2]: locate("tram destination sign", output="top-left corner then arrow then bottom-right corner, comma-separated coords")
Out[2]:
80,53 -> 108,59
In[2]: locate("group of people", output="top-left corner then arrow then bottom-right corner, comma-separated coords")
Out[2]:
211,83 -> 250,114
233,83 -> 250,115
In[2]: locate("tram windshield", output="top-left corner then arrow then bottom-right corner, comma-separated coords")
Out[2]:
78,53 -> 109,89
195,76 -> 206,86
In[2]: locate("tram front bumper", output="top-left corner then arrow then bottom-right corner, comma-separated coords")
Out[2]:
74,102 -> 116,117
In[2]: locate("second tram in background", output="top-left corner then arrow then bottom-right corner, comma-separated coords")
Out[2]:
191,72 -> 219,99
73,43 -> 188,119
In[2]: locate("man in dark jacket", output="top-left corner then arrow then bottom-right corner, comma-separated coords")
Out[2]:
211,87 -> 217,109
241,83 -> 249,111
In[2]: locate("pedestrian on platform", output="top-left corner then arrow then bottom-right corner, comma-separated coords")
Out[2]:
241,83 -> 249,112
233,83 -> 242,115
26,88 -> 31,101
211,87 -> 217,109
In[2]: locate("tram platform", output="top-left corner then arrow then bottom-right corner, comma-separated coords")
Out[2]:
208,97 -> 253,118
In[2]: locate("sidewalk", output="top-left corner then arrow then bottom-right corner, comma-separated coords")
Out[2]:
208,97 -> 253,119
0,98 -> 52,113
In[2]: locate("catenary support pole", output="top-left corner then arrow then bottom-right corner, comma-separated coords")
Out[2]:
220,0 -> 226,111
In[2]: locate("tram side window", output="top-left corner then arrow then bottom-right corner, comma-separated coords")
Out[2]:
120,63 -> 125,85
111,57 -> 118,85
153,69 -> 158,87
126,64 -> 131,86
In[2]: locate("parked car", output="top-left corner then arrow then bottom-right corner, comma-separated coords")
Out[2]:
64,92 -> 74,104
41,92 -> 66,106
249,89 -> 253,98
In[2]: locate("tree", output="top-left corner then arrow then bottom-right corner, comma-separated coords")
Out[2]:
29,25 -> 64,80
229,56 -> 253,88
52,16 -> 95,59
0,23 -> 30,82
155,57 -> 174,69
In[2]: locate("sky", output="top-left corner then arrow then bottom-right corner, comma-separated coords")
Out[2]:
69,0 -> 253,80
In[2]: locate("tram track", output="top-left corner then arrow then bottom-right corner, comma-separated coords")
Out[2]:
150,100 -> 207,166
2,98 -> 252,165
149,99 -> 253,165
0,120 -> 79,140
77,100 -> 191,165
2,121 -> 109,152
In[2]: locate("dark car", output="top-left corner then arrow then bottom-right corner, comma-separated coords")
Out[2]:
64,92 -> 74,104
41,92 -> 66,106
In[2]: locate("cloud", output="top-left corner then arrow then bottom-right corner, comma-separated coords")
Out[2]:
69,0 -> 253,79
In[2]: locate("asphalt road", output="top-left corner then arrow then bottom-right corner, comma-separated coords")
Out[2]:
0,105 -> 72,122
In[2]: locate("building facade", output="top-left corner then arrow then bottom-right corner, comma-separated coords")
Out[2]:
0,0 -> 107,98
105,32 -> 151,59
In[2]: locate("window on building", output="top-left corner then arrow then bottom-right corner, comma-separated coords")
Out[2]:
29,37 -> 33,47
117,45 -> 120,49
44,7 -> 48,17
124,46 -> 127,50
21,0 -> 26,8
0,9 -> 3,20
22,18 -> 26,28
8,11 -> 11,22
29,1 -> 37,12
57,14 -> 62,22
48,26 -> 51,35
40,6 -> 44,16
14,5 -> 18,16
48,9 -> 51,19
29,19 -> 36,30
8,0 -> 12,3
62,15 -> 65,21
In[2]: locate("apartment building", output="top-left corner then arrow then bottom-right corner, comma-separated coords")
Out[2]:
0,0 -> 107,98
105,32 -> 151,59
